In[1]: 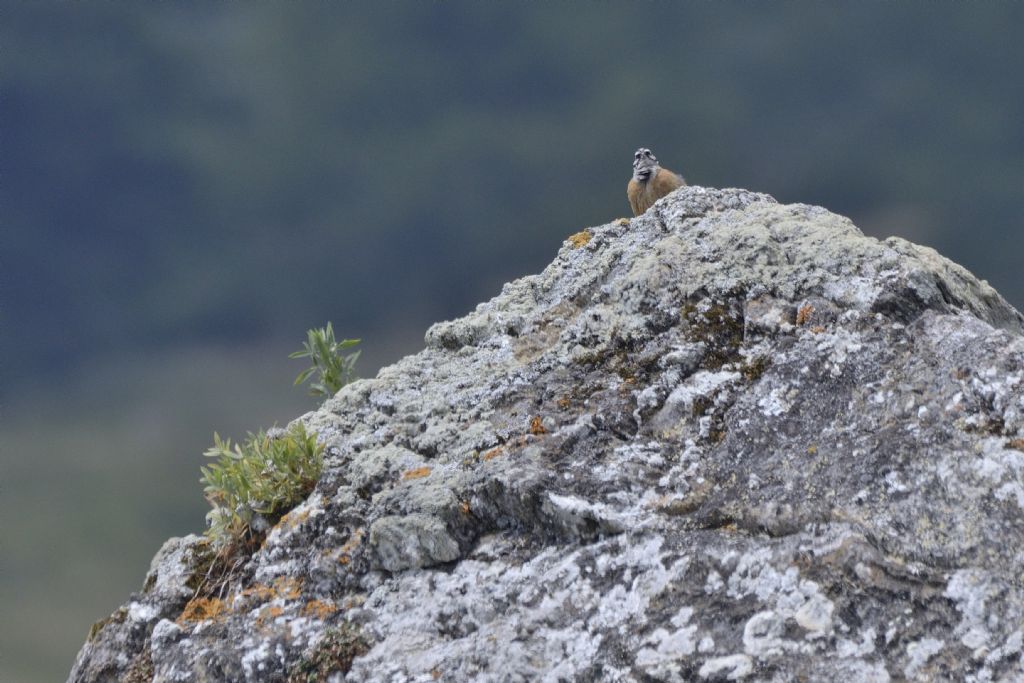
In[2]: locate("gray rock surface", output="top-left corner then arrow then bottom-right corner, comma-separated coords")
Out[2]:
70,186 -> 1024,682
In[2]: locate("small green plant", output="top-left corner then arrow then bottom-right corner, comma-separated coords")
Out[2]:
290,322 -> 360,399
200,422 -> 324,546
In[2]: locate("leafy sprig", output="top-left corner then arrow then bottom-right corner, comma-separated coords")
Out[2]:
289,323 -> 360,400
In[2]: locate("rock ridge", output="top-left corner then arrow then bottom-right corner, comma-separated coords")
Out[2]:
71,186 -> 1024,682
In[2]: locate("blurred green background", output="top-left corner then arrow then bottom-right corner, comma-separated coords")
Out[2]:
3,3 -> 1023,681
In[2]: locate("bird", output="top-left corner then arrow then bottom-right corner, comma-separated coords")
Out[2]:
626,147 -> 686,216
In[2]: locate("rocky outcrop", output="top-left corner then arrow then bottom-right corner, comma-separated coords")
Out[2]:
70,187 -> 1024,682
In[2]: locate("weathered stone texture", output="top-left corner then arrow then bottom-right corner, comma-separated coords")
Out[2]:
71,186 -> 1024,682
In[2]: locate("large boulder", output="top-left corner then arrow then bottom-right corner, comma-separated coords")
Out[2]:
71,187 -> 1024,682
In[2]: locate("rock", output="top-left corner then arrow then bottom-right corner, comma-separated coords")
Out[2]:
369,513 -> 461,572
69,186 -> 1024,682
70,535 -> 209,682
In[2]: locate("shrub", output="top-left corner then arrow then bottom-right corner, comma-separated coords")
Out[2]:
290,322 -> 360,400
200,423 -> 324,546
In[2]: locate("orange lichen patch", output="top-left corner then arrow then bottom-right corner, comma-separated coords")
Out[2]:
567,230 -> 591,248
807,444 -> 818,455
340,528 -> 364,553
529,416 -> 547,435
459,500 -> 471,515
240,576 -> 303,604
557,397 -> 571,410
481,446 -> 504,461
256,604 -> 285,628
302,599 -> 338,621
796,303 -> 814,326
177,597 -> 226,625
810,325 -> 826,334
240,583 -> 273,602
402,466 -> 432,480
337,527 -> 365,565
277,506 -> 312,532
273,576 -> 302,600
1007,438 -> 1024,451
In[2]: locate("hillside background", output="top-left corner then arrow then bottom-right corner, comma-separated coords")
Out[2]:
3,4 -> 1022,682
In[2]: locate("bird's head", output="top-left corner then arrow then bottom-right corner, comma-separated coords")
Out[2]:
632,147 -> 659,182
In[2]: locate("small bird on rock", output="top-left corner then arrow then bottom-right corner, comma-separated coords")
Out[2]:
626,147 -> 686,216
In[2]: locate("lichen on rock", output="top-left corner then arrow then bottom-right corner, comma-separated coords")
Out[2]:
70,186 -> 1024,682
